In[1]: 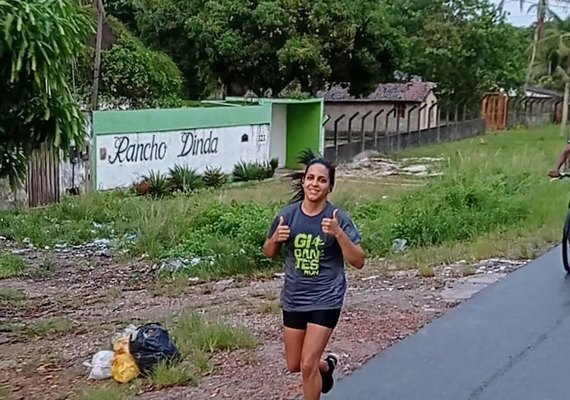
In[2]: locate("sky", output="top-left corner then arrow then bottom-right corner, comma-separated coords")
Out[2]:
495,0 -> 570,26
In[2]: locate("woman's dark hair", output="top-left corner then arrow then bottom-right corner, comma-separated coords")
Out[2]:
287,148 -> 336,203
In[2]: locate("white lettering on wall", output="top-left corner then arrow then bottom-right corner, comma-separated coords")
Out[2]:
97,124 -> 270,190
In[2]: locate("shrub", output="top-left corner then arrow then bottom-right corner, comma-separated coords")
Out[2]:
140,171 -> 172,198
203,167 -> 228,188
168,165 -> 203,193
232,160 -> 277,182
389,175 -> 529,248
73,17 -> 183,108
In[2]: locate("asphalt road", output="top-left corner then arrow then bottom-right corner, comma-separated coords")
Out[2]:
326,246 -> 570,400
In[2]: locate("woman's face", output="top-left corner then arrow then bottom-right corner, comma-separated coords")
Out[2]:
302,163 -> 331,203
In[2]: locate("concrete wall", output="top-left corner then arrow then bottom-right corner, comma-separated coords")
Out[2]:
324,92 -> 438,136
270,104 -> 287,168
92,105 -> 274,190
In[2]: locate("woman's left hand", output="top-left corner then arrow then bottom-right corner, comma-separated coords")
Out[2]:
322,209 -> 341,237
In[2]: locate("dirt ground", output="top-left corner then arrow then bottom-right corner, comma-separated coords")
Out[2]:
0,238 -> 525,400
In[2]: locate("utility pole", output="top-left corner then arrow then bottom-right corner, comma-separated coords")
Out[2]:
90,0 -> 105,111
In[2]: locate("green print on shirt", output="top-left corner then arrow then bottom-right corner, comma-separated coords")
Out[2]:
293,233 -> 325,276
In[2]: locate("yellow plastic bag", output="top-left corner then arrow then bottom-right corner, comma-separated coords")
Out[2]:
112,353 -> 140,383
113,336 -> 130,355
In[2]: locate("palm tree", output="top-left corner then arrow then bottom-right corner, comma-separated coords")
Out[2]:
498,0 -> 570,89
530,15 -> 570,135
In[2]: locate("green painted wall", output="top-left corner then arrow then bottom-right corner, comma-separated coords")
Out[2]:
285,103 -> 322,168
92,103 -> 272,135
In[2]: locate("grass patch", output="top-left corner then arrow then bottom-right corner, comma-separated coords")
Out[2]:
76,381 -> 141,400
0,252 -> 25,279
0,286 -> 27,301
171,310 -> 259,355
0,385 -> 13,400
161,310 -> 259,378
0,317 -> 77,339
1,124 -> 568,274
149,362 -> 196,388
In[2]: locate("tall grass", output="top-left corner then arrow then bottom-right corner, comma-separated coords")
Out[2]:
0,125 -> 568,274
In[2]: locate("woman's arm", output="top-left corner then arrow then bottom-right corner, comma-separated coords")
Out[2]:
263,216 -> 290,258
322,209 -> 365,269
263,237 -> 282,258
335,229 -> 365,269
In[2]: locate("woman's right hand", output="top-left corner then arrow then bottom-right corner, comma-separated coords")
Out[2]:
271,216 -> 290,243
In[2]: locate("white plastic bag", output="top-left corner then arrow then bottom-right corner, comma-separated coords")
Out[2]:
112,324 -> 139,342
83,350 -> 114,380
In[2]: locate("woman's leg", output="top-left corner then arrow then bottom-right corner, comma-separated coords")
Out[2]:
300,323 -> 334,400
283,327 -> 305,373
282,310 -> 307,373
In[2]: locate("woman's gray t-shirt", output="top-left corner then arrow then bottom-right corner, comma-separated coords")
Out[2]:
267,201 -> 362,312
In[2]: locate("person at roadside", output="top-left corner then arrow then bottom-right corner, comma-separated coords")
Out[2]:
548,142 -> 570,178
263,152 -> 365,400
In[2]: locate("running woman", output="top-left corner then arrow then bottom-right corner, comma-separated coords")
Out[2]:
263,152 -> 365,400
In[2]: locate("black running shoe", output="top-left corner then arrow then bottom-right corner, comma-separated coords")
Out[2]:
321,353 -> 338,394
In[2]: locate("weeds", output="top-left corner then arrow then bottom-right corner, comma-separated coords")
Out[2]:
0,252 -> 25,278
1,317 -> 77,339
0,125 -> 567,274
0,287 -> 27,301
149,362 -> 196,388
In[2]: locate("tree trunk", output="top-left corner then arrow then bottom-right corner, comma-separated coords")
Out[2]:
90,0 -> 104,111
560,81 -> 569,138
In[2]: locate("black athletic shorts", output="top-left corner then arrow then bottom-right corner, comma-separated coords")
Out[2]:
283,308 -> 341,330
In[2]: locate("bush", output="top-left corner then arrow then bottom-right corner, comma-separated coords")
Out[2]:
168,165 -> 203,193
389,175 -> 529,248
203,167 -> 228,189
163,202 -> 282,277
232,160 -> 276,182
138,171 -> 172,198
101,27 -> 183,107
73,17 -> 183,108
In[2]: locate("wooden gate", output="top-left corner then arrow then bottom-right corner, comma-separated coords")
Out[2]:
481,93 -> 508,131
26,143 -> 60,208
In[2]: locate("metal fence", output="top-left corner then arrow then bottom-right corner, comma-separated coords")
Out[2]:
323,100 -> 484,164
323,95 -> 559,164
506,97 -> 558,129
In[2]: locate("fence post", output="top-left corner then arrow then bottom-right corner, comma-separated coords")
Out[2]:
385,106 -> 396,153
373,109 -> 384,149
437,105 -> 442,143
417,103 -> 428,146
348,112 -> 359,157
360,110 -> 372,153
407,105 -> 418,148
333,114 -> 345,159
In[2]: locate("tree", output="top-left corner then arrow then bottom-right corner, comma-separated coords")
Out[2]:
0,0 -> 94,187
498,0 -> 570,88
531,16 -> 570,135
136,0 -> 405,98
388,0 -> 528,103
73,17 -> 184,108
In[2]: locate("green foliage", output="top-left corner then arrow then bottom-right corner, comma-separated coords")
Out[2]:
390,176 -> 529,247
202,166 -> 228,189
0,0 -> 94,187
163,202 -> 282,277
0,252 -> 25,279
99,18 -> 183,108
1,125 -> 567,277
170,310 -> 259,355
141,171 -> 172,198
136,0 -> 404,98
168,164 -> 203,192
387,0 -> 528,101
232,160 -> 276,182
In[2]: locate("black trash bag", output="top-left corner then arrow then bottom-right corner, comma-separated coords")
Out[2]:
129,322 -> 182,376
